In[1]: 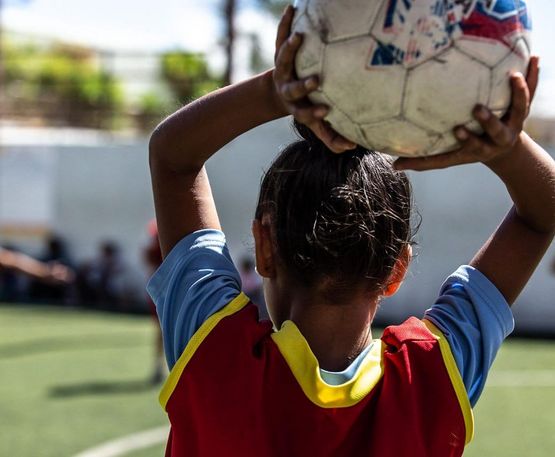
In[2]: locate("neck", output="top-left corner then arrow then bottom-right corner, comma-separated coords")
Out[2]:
286,291 -> 378,372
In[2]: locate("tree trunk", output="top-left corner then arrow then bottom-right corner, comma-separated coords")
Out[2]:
223,0 -> 236,86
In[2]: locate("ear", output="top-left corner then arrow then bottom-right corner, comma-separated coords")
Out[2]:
252,219 -> 276,278
383,244 -> 412,297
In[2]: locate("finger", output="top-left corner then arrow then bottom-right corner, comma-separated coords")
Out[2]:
305,121 -> 354,153
526,56 -> 540,102
320,122 -> 357,152
394,150 -> 472,172
506,72 -> 529,131
275,5 -> 295,60
291,104 -> 328,124
275,33 -> 302,83
473,105 -> 515,147
454,127 -> 497,160
394,133 -> 485,171
330,134 -> 357,152
311,121 -> 338,151
281,76 -> 319,101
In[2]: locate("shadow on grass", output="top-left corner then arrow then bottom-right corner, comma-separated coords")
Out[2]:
49,378 -> 157,398
0,333 -> 147,359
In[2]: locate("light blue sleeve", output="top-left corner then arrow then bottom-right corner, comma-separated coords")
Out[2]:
424,265 -> 514,407
146,229 -> 242,369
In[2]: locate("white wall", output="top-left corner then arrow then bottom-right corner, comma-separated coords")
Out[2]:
54,144 -> 154,263
1,122 -> 554,332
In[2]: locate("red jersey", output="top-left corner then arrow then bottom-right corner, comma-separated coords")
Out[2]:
159,293 -> 473,456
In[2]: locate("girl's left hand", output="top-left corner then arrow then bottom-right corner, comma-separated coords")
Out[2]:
394,56 -> 540,171
272,5 -> 356,153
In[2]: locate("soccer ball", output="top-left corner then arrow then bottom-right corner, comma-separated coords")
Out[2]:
292,0 -> 532,157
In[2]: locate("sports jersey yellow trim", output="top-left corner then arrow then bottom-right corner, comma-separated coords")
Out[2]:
159,292 -> 250,410
422,319 -> 475,445
271,321 -> 384,409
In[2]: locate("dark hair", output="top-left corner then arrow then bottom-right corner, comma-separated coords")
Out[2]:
255,121 -> 414,301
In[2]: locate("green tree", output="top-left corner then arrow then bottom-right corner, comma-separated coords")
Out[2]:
38,50 -> 122,127
161,51 -> 220,104
3,40 -> 123,128
135,91 -> 172,132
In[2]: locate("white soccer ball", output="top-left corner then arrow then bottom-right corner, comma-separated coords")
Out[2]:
292,0 -> 532,157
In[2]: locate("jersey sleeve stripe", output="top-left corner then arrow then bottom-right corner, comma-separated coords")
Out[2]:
159,292 -> 250,410
422,319 -> 475,445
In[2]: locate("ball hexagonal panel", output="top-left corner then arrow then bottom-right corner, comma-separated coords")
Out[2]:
404,49 -> 490,134
322,98 -> 366,147
427,133 -> 459,156
488,38 -> 530,112
293,13 -> 325,79
370,0 -> 454,68
321,36 -> 406,125
361,119 -> 439,157
306,0 -> 383,43
455,38 -> 512,68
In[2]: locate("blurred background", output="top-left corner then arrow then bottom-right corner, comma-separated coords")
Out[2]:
0,1 -> 554,456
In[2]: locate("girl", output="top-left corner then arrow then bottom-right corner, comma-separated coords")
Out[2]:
147,7 -> 554,457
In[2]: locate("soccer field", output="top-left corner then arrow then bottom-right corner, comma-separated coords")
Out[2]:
1,305 -> 554,457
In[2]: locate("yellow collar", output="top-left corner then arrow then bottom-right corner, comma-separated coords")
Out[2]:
271,320 -> 384,408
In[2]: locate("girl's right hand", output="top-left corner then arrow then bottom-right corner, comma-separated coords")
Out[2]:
272,6 -> 356,153
394,57 -> 540,171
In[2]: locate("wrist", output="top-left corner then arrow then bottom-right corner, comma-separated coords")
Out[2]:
258,69 -> 289,119
484,131 -> 529,174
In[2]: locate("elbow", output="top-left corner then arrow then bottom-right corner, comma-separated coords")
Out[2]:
148,121 -> 168,168
148,120 -> 179,174
148,121 -> 203,176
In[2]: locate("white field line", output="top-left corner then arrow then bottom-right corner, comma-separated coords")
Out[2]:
73,426 -> 168,457
486,370 -> 555,388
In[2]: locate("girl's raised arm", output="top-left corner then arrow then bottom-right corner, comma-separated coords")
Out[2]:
149,70 -> 285,256
396,59 -> 555,305
149,6 -> 340,256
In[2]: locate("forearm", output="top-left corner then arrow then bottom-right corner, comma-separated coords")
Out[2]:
486,132 -> 555,234
471,133 -> 555,304
149,70 -> 287,173
0,249 -> 50,280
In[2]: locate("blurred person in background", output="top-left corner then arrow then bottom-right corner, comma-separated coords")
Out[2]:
239,256 -> 267,320
0,245 -> 74,302
29,235 -> 73,304
143,219 -> 165,384
75,241 -> 127,310
0,244 -> 23,302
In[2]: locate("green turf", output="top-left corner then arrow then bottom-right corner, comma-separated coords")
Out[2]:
126,443 -> 166,457
0,304 -> 166,457
465,339 -> 555,457
1,305 -> 554,456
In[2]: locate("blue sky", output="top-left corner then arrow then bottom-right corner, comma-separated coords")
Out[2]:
3,0 -> 555,116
